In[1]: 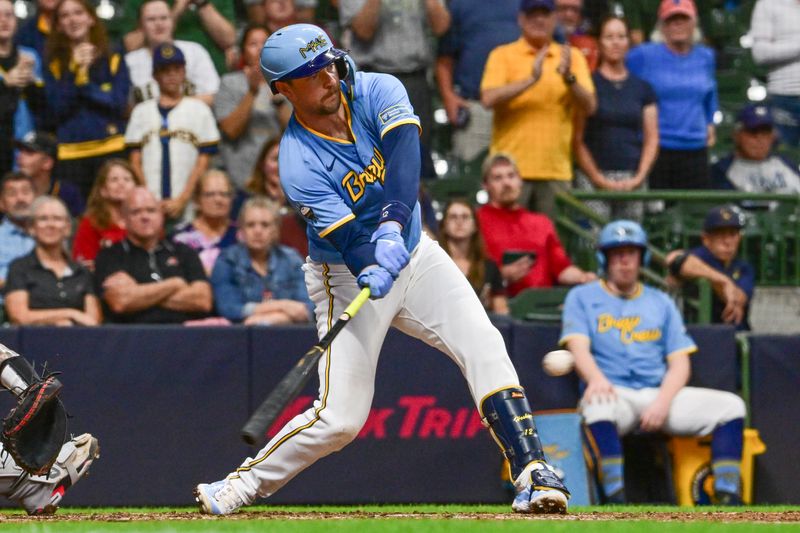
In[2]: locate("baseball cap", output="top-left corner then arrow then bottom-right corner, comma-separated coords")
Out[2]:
152,43 -> 186,73
15,130 -> 58,159
658,0 -> 697,20
519,0 -> 555,12
703,206 -> 745,232
736,104 -> 774,131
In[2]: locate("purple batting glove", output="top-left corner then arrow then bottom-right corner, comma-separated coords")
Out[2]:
357,266 -> 394,299
370,223 -> 410,278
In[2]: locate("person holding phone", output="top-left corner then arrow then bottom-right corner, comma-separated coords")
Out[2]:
476,153 -> 596,297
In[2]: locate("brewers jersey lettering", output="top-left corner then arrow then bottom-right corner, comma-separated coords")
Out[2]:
560,280 -> 696,389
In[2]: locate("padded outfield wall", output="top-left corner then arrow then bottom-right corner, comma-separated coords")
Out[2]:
0,323 -> 793,506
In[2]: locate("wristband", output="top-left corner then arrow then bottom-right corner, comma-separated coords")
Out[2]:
380,201 -> 412,228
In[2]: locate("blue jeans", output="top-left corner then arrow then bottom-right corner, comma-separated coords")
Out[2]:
769,94 -> 800,148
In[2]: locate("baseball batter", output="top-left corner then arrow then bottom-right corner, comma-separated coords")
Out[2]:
560,220 -> 746,505
195,23 -> 569,515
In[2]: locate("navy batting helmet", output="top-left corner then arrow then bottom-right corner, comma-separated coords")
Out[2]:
260,23 -> 353,94
596,220 -> 650,270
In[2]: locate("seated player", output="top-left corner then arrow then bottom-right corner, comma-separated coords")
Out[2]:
560,220 -> 747,505
666,206 -> 754,331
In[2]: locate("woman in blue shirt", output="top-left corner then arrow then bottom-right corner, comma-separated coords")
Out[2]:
211,196 -> 312,325
626,0 -> 718,190
574,15 -> 659,220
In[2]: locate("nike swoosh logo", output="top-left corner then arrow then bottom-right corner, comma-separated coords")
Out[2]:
325,158 -> 335,172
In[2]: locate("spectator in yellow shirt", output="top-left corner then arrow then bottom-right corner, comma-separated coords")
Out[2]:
481,0 -> 595,217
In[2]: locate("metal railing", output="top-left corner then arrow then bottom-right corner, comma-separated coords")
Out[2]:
557,190 -> 800,286
553,191 -> 721,323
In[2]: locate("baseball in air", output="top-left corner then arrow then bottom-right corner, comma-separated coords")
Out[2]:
542,350 -> 575,376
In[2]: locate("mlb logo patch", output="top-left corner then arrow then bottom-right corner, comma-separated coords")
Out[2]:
378,104 -> 414,125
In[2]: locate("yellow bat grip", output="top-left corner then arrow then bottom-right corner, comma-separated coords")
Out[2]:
343,287 -> 371,318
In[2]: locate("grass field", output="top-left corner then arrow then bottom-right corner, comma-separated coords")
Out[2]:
1,505 -> 799,532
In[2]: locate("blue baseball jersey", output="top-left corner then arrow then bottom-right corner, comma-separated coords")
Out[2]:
278,71 -> 423,265
559,280 -> 697,389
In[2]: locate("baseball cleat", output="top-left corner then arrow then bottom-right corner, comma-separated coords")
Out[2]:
512,461 -> 570,514
28,433 -> 100,515
195,479 -> 245,515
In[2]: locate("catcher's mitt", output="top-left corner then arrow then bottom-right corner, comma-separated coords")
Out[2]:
2,376 -> 67,476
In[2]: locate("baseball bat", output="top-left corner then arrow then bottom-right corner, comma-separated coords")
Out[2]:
241,287 -> 371,446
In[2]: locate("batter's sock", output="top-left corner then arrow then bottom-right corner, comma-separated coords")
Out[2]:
588,421 -> 625,502
711,418 -> 744,497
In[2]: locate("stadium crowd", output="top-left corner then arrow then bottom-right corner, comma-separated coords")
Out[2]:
0,0 -> 796,331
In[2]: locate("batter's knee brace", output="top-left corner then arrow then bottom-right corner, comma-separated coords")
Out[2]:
480,387 -> 546,480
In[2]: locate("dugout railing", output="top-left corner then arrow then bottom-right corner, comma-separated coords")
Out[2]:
556,190 -> 800,287
552,191 -> 718,325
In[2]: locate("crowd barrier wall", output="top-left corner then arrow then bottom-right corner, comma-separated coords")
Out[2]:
0,322 -> 789,506
748,335 -> 800,504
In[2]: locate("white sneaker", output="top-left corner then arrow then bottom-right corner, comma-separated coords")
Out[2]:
25,433 -> 100,515
511,461 -> 569,514
194,479 -> 245,515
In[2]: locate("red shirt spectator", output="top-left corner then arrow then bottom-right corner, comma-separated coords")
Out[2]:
477,203 -> 572,296
476,153 -> 595,297
72,159 -> 142,267
73,220 -> 127,265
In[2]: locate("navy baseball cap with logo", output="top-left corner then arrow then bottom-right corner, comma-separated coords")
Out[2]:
704,205 -> 746,232
736,104 -> 774,131
152,43 -> 186,73
15,130 -> 58,159
520,0 -> 555,12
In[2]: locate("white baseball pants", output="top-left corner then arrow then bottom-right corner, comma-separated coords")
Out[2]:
581,385 -> 747,437
230,233 -> 520,500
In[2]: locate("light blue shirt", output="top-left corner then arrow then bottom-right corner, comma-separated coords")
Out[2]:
279,71 -> 422,266
560,280 -> 696,389
0,218 -> 35,303
627,43 -> 718,150
210,243 -> 313,323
